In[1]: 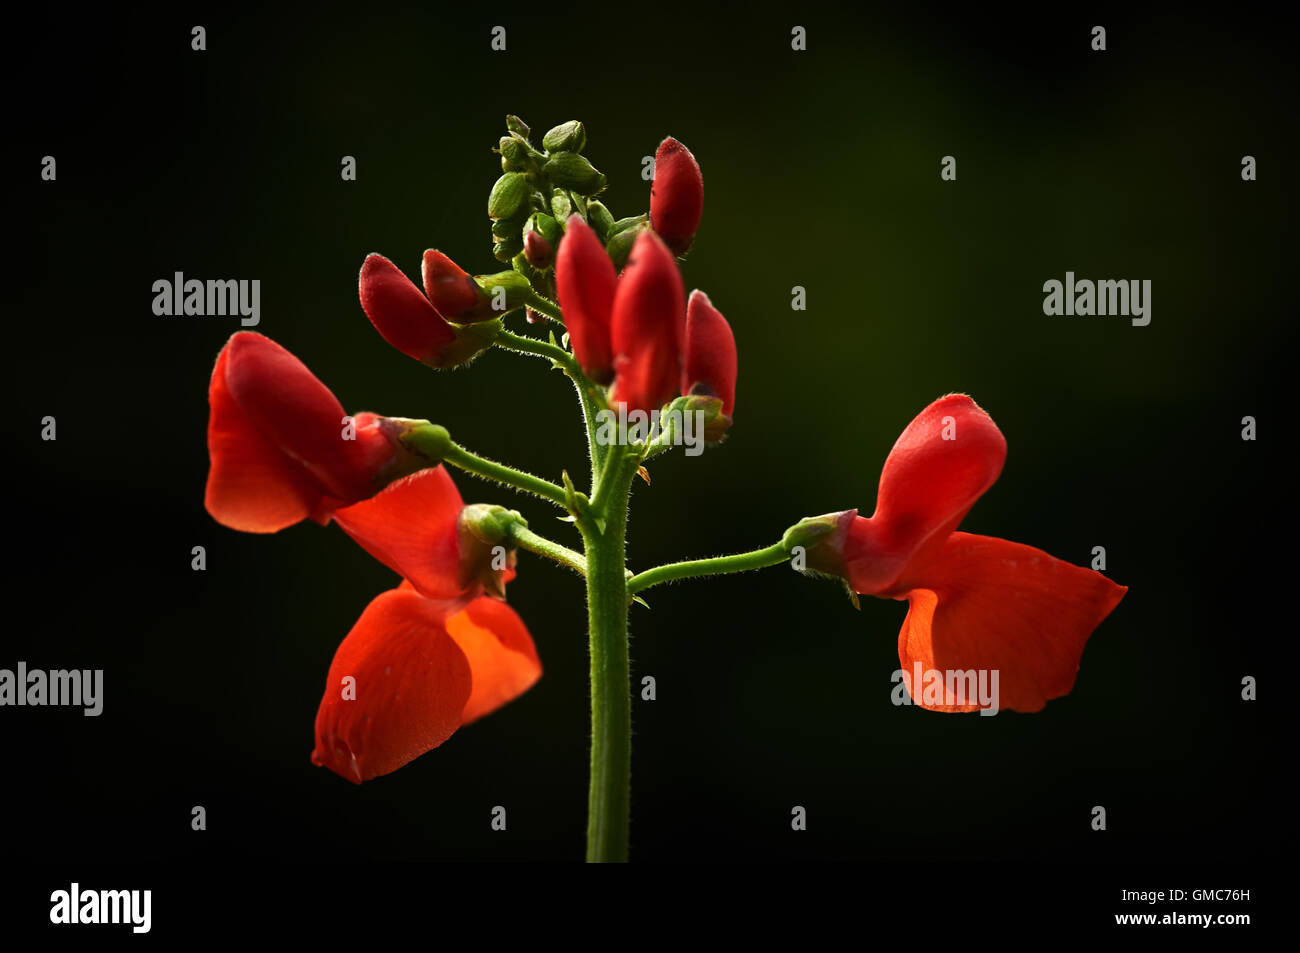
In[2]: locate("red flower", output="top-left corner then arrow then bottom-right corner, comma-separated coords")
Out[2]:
649,137 -> 703,256
608,230 -> 686,414
331,466 -> 516,602
802,394 -> 1126,712
311,583 -> 540,783
681,289 -> 737,417
555,216 -> 617,384
205,332 -> 423,533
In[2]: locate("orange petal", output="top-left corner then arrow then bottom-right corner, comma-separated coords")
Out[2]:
446,597 -> 542,725
331,467 -> 467,599
312,589 -> 473,783
895,532 -> 1126,713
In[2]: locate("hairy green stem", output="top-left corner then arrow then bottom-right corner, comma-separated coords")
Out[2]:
442,441 -> 569,510
582,449 -> 638,863
507,524 -> 588,577
627,542 -> 791,595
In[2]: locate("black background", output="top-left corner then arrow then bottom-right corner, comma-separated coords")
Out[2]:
3,0 -> 1289,930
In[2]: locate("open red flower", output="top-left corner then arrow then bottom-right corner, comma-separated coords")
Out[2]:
801,394 -> 1126,712
311,583 -> 540,783
608,230 -> 686,414
649,137 -> 703,256
205,332 -> 425,533
331,466 -> 516,602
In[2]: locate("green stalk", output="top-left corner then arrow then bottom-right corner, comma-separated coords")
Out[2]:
582,448 -> 638,862
441,441 -> 569,510
627,542 -> 791,595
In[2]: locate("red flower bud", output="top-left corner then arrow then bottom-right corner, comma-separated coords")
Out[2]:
649,137 -> 703,256
608,230 -> 686,414
681,290 -> 737,417
359,254 -> 458,363
421,249 -> 489,323
205,332 -> 416,533
523,229 -> 552,269
555,216 -> 616,384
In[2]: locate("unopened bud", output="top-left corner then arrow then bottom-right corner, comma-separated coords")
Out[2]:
605,221 -> 649,270
488,172 -> 531,221
545,152 -> 606,195
542,120 -> 587,154
505,115 -> 531,140
498,136 -> 530,172
586,200 -> 616,242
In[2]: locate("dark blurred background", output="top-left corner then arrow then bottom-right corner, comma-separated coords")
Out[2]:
4,1 -> 1291,868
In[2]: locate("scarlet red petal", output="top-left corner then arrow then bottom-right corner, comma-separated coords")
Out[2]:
359,254 -> 457,364
445,597 -> 542,725
894,533 -> 1127,713
205,336 -> 331,532
555,217 -> 616,383
845,394 -> 1007,594
682,289 -> 737,415
220,332 -> 375,503
331,467 -> 467,599
422,249 -> 483,322
312,589 -> 473,783
650,137 -> 703,255
609,230 -> 686,413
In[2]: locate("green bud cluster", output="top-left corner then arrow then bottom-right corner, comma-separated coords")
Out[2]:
486,115 -> 645,306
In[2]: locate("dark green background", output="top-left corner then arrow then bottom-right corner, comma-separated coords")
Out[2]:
6,3 -> 1290,865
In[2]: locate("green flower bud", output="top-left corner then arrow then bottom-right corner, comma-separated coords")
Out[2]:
493,236 -> 524,262
542,120 -> 587,154
499,136 -> 530,172
608,213 -> 648,237
505,115 -> 531,140
605,221 -> 649,269
550,189 -> 573,223
531,212 -> 562,247
586,200 -> 616,242
491,214 -> 525,240
544,152 -> 606,195
488,172 -> 531,221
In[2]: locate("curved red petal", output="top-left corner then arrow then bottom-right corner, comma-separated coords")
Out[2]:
609,230 -> 685,413
204,335 -> 333,532
894,532 -> 1127,713
421,249 -> 482,322
446,597 -> 542,725
682,289 -> 737,415
312,589 -> 472,783
845,394 -> 1007,594
331,467 -> 467,599
649,137 -> 703,255
555,217 -> 616,384
220,332 -> 376,503
359,254 -> 456,363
